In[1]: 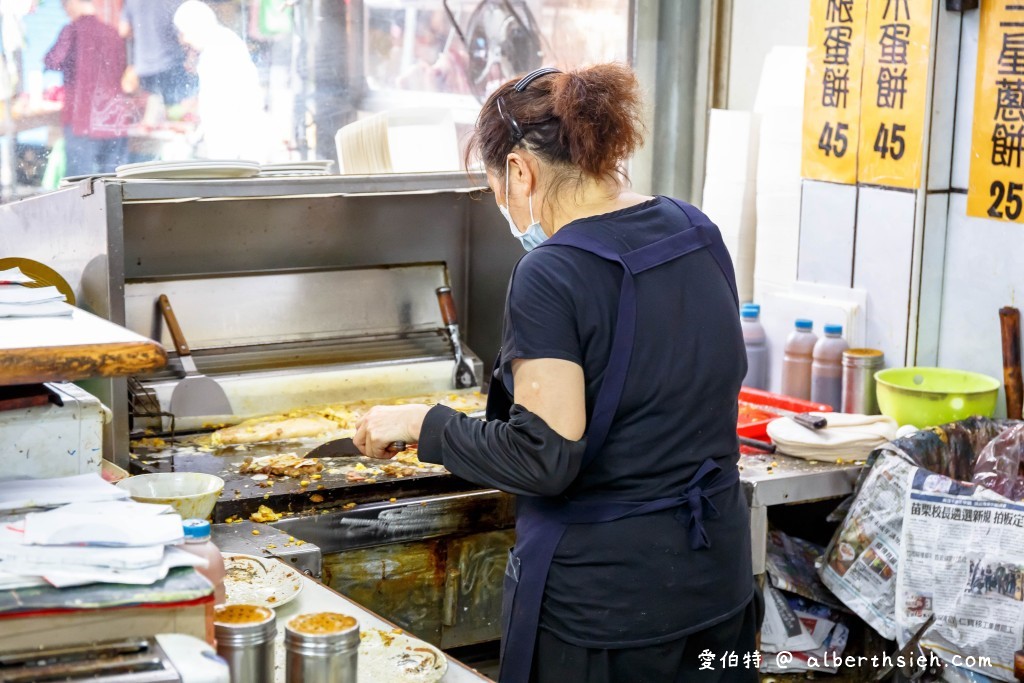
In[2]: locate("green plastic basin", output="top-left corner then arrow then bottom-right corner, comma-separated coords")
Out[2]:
874,367 -> 1001,427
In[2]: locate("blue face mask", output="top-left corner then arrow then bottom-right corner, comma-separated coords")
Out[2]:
500,160 -> 547,252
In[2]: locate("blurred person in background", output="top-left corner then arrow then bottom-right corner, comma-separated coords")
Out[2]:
172,0 -> 268,160
45,0 -> 135,175
119,0 -> 196,108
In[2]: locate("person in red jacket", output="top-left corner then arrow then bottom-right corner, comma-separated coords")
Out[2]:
45,0 -> 135,176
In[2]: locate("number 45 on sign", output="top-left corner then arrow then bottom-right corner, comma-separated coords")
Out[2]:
872,123 -> 906,160
818,123 -> 850,157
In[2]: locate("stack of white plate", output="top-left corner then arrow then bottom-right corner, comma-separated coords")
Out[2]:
115,160 -> 262,180
258,160 -> 334,177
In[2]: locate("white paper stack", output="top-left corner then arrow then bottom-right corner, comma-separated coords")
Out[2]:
0,500 -> 202,589
0,270 -> 70,318
0,474 -> 131,512
702,109 -> 759,303
0,268 -> 33,285
752,47 -> 807,304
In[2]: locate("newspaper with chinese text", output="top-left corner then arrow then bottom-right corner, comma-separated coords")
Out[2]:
820,452 -> 913,639
896,469 -> 1024,682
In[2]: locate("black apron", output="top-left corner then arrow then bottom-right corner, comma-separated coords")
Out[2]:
491,199 -> 741,683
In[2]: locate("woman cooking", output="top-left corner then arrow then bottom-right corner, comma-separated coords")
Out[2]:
354,63 -> 758,682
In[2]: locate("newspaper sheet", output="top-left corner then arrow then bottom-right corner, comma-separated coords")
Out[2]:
760,583 -> 849,675
897,469 -> 1024,681
820,452 -> 915,638
766,529 -> 842,608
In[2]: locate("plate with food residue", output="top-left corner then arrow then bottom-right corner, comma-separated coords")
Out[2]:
359,628 -> 447,683
222,553 -> 303,609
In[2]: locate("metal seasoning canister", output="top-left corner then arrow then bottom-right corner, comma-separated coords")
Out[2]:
214,604 -> 277,683
285,612 -> 360,683
841,348 -> 885,415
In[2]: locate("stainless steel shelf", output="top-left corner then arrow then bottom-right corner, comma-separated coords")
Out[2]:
741,452 -> 863,575
112,171 -> 488,203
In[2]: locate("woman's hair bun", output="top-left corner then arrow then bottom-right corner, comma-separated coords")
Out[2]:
549,63 -> 645,179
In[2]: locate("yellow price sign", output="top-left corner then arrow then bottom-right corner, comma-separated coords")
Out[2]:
857,0 -> 933,189
967,0 -> 1024,223
801,0 -> 868,184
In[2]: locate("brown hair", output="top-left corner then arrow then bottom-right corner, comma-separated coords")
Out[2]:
467,63 -> 645,189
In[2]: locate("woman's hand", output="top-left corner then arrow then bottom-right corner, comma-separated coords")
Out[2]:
353,404 -> 430,459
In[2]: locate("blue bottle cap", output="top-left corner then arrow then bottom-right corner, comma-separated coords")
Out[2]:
825,323 -> 844,335
183,518 -> 211,540
795,319 -> 814,331
741,304 -> 760,320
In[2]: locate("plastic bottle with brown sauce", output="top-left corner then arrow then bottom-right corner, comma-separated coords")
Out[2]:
811,324 -> 849,410
181,518 -> 227,604
781,319 -> 817,400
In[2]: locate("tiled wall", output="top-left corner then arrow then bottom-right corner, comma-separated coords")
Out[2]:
796,1 -> 969,369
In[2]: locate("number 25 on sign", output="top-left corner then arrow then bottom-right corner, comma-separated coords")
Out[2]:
986,181 -> 1024,221
967,0 -> 1024,224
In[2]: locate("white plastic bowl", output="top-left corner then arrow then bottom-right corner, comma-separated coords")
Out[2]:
116,472 -> 224,520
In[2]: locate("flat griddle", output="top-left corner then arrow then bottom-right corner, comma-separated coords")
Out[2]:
130,437 -> 478,523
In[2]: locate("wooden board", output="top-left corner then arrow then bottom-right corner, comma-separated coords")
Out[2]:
0,307 -> 167,386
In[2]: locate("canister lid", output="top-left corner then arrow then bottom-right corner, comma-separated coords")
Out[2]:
214,604 -> 275,626
286,613 -> 358,636
285,613 -> 360,652
843,348 -> 885,366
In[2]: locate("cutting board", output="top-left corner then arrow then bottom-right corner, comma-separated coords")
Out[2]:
0,307 -> 167,386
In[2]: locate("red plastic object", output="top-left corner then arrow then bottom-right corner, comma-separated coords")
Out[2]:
737,387 -> 833,445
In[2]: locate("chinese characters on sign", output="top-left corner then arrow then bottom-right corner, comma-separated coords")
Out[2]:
967,0 -> 1024,223
801,0 -> 868,184
857,0 -> 932,188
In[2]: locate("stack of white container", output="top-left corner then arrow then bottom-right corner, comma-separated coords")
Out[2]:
702,110 -> 760,304
752,46 -> 807,305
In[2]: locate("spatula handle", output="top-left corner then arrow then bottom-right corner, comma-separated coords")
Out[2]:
793,413 -> 827,430
738,436 -> 776,454
1001,307 -> 1023,420
158,294 -> 191,357
436,286 -> 459,327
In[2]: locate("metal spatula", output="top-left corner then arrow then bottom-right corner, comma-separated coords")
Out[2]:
436,286 -> 477,389
305,438 -> 407,459
158,294 -> 232,417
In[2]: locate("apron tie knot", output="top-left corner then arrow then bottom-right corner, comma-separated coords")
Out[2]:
677,459 -> 726,551
679,484 -> 719,550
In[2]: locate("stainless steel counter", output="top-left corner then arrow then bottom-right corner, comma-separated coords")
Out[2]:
739,452 -> 863,574
273,571 -> 493,683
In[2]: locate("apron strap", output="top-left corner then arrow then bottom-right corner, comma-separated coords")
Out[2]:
548,458 -> 739,549
540,205 -> 727,465
666,198 -> 740,304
